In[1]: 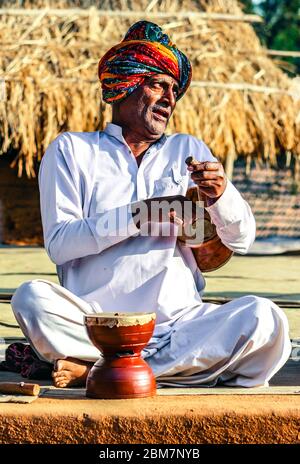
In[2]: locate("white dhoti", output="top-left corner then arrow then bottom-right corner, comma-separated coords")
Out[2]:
11,278 -> 291,388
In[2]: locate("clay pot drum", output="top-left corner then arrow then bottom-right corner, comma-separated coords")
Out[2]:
84,312 -> 156,399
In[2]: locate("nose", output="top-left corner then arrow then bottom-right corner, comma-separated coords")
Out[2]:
161,85 -> 176,108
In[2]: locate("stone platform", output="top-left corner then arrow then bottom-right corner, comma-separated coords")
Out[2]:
0,389 -> 300,444
1,248 -> 300,444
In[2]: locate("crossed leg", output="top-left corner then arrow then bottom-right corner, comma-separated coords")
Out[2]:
11,279 -> 292,389
11,279 -> 100,387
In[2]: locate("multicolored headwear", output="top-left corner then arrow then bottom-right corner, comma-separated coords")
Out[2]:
98,21 -> 192,104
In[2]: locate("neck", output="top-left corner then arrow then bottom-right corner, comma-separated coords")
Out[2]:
122,126 -> 154,158
111,119 -> 161,158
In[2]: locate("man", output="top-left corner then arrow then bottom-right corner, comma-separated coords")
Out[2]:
11,21 -> 291,388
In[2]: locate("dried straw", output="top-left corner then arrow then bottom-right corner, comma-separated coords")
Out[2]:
0,0 -> 299,176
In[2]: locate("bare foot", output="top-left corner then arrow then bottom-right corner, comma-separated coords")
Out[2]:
52,357 -> 93,388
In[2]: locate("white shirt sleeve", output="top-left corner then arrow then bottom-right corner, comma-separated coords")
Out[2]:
38,135 -> 139,265
187,140 -> 256,255
206,180 -> 256,255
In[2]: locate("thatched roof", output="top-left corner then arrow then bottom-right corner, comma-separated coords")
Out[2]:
0,0 -> 299,177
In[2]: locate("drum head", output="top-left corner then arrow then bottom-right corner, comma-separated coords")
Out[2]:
84,312 -> 156,328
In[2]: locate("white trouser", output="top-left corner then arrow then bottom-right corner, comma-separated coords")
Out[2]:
11,279 -> 292,387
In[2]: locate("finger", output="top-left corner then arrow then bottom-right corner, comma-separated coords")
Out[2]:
194,180 -> 223,188
188,162 -> 222,173
203,162 -> 222,171
187,162 -> 206,172
187,162 -> 224,176
191,171 -> 223,181
168,211 -> 184,225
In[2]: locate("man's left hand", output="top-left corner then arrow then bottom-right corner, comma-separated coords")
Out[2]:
187,161 -> 227,204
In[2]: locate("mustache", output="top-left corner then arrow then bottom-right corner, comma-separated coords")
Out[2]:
151,105 -> 171,119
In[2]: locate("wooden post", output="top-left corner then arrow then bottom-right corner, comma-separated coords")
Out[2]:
295,156 -> 300,184
225,152 -> 235,181
0,9 -> 264,23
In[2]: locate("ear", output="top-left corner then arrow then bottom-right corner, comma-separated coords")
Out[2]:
112,102 -> 121,120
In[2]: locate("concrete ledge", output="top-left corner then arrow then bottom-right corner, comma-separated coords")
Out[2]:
1,395 -> 300,444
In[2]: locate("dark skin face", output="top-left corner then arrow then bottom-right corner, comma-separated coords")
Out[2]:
112,74 -> 179,161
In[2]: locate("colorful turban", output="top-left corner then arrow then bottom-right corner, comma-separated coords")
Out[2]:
98,21 -> 192,104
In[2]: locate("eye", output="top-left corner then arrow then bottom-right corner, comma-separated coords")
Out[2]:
173,87 -> 179,98
149,81 -> 162,89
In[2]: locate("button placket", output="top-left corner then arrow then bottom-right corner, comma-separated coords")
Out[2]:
135,147 -> 154,200
171,166 -> 184,185
136,164 -> 148,201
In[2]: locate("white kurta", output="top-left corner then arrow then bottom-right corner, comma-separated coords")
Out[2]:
11,123 -> 291,387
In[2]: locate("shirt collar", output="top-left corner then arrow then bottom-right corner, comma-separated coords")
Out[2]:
103,123 -> 125,144
103,122 -> 167,150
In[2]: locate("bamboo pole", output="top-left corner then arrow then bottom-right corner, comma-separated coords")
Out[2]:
2,41 -> 299,58
0,8 -> 264,23
190,81 -> 294,96
0,76 -> 294,97
266,49 -> 300,58
1,292 -> 300,308
188,48 -> 300,58
225,152 -> 235,181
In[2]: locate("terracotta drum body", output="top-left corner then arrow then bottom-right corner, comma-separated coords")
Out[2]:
84,312 -> 156,399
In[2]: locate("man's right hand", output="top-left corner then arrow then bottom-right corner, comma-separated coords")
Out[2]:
130,195 -> 198,230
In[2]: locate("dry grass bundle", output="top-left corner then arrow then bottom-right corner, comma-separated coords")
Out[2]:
0,0 -> 299,176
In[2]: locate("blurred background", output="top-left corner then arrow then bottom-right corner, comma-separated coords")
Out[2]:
0,0 -> 299,254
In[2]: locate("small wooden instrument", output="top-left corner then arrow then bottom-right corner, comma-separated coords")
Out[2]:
177,157 -> 233,272
0,382 -> 40,396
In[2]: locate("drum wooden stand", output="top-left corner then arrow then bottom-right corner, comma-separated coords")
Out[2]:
84,312 -> 156,399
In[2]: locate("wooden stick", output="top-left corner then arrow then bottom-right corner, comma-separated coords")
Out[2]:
266,49 -> 300,58
2,41 -> 300,58
0,9 -> 264,23
190,81 -> 294,96
225,152 -> 235,181
187,48 -> 300,58
0,382 -> 40,396
1,76 -> 293,97
202,297 -> 300,308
